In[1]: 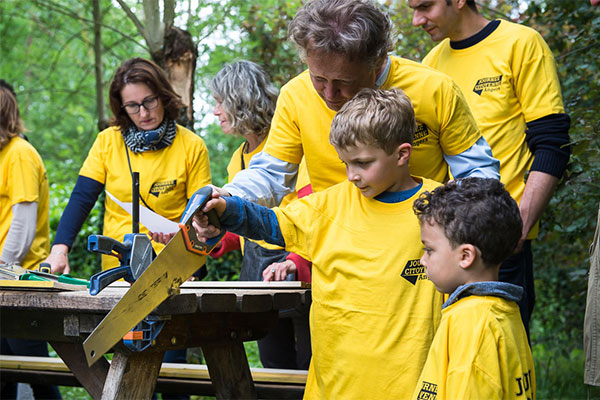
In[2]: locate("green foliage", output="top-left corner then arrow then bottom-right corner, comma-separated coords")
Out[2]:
3,0 -> 600,397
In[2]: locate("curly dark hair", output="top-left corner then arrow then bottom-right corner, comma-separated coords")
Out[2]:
108,58 -> 183,129
413,177 -> 522,266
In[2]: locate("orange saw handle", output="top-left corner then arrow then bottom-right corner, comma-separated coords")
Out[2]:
178,186 -> 225,255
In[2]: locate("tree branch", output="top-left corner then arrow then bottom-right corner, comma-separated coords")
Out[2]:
32,0 -> 148,51
115,0 -> 149,45
164,0 -> 175,31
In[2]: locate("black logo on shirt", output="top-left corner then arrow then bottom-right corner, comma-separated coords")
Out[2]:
515,369 -> 533,398
416,381 -> 437,399
414,123 -> 429,147
473,75 -> 503,95
401,259 -> 427,285
149,180 -> 177,197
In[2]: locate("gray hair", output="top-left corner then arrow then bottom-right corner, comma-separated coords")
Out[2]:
330,88 -> 416,154
288,0 -> 394,69
210,61 -> 279,137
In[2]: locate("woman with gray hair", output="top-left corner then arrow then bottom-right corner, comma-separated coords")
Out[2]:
208,60 -> 312,370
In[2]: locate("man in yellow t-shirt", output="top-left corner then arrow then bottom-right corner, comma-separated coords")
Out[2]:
413,178 -> 534,399
194,88 -> 444,399
213,0 -> 499,209
409,0 -> 571,335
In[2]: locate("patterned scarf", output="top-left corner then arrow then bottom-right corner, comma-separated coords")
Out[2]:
122,119 -> 177,153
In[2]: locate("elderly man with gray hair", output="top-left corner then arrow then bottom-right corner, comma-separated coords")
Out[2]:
208,0 -> 498,211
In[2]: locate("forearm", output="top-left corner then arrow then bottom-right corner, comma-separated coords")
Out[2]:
287,252 -> 312,283
53,175 -> 103,248
526,113 -> 571,178
444,136 -> 500,180
1,202 -> 38,264
220,196 -> 285,247
519,171 -> 559,240
223,152 -> 298,207
208,231 -> 241,258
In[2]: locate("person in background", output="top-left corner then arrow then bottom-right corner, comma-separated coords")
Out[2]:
409,0 -> 571,337
194,88 -> 444,399
208,60 -> 311,370
46,57 -> 211,274
0,79 -> 61,399
202,0 -> 499,212
45,58 -> 211,400
412,177 -> 535,399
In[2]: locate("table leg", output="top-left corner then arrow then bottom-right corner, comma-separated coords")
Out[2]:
101,349 -> 165,400
202,340 -> 257,400
50,341 -> 109,400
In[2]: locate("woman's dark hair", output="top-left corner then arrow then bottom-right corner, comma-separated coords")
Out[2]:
0,79 -> 25,149
108,58 -> 184,129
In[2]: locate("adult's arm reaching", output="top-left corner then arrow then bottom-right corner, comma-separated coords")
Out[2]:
46,175 -> 104,274
223,152 -> 299,208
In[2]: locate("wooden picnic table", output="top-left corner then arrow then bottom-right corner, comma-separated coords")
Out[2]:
0,281 -> 311,400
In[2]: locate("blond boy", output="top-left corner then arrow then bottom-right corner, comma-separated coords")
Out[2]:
196,88 -> 443,399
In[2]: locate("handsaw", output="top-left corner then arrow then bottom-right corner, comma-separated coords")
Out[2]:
82,186 -> 224,366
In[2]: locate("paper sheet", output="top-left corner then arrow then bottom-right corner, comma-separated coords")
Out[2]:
106,191 -> 180,234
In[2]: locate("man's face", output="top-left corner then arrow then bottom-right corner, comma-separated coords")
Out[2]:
336,142 -> 404,198
306,50 -> 378,112
408,0 -> 460,42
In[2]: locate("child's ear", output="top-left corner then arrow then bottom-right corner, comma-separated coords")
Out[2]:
458,244 -> 477,270
396,143 -> 412,166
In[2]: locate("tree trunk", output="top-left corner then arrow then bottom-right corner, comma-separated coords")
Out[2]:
161,26 -> 197,130
93,0 -> 109,131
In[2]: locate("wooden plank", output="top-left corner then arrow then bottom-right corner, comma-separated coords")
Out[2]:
0,356 -> 308,385
0,290 -> 198,315
107,281 -> 311,289
0,279 -> 87,291
182,281 -> 310,289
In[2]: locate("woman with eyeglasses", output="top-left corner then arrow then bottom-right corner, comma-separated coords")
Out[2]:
45,57 -> 211,274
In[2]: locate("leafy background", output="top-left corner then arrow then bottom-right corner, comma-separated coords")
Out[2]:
1,0 -> 599,398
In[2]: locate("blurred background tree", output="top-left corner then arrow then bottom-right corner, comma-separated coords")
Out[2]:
1,0 -> 598,397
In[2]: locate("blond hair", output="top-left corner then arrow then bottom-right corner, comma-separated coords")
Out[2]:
330,88 -> 416,154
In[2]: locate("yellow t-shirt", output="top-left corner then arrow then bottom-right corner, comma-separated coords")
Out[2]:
79,125 -> 211,269
0,136 -> 50,270
423,20 -> 565,238
265,56 -> 482,192
274,178 -> 444,399
412,295 -> 535,399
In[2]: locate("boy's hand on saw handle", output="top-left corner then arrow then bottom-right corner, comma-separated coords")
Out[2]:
192,186 -> 228,242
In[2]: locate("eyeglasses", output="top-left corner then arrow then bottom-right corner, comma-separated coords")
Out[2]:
122,96 -> 159,114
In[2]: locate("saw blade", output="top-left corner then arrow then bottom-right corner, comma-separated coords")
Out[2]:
82,230 -> 205,366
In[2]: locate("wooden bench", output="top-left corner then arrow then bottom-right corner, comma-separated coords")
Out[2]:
0,355 -> 307,399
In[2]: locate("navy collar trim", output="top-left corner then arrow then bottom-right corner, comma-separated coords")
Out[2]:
375,181 -> 422,203
450,20 -> 500,50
